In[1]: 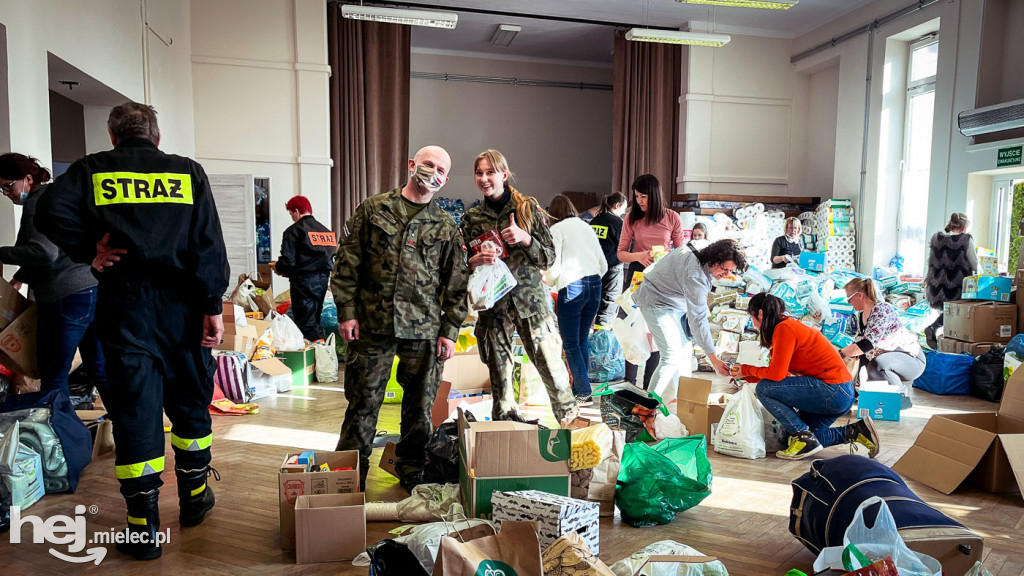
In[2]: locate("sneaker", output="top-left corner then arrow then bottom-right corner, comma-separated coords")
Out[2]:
575,395 -> 594,407
924,326 -> 938,350
776,431 -> 823,460
846,416 -> 880,458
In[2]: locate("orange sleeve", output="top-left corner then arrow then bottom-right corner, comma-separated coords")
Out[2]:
743,323 -> 796,382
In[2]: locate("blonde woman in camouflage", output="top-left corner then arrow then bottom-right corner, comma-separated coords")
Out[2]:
460,149 -> 578,426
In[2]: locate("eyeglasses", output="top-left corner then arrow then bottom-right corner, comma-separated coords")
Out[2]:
846,291 -> 862,302
0,181 -> 16,193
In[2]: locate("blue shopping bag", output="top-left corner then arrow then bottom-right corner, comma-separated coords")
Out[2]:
913,350 -> 972,395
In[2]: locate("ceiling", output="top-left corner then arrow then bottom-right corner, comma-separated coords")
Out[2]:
47,53 -> 128,107
395,0 -> 875,64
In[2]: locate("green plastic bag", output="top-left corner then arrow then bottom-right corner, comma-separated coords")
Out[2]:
615,436 -> 712,527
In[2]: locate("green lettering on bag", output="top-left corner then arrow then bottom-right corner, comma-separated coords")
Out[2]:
476,560 -> 517,576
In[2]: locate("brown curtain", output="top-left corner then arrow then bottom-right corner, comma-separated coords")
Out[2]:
611,30 -> 681,203
328,4 -> 411,232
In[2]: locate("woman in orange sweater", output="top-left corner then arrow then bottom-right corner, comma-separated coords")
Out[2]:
731,293 -> 880,460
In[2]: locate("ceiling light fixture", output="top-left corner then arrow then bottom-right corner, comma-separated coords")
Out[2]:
341,5 -> 458,29
625,28 -> 731,47
675,0 -> 798,10
490,24 -> 521,47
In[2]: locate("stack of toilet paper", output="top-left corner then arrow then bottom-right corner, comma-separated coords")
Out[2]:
813,199 -> 857,271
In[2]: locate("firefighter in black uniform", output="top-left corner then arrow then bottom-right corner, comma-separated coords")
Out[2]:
273,196 -> 335,341
38,102 -> 229,561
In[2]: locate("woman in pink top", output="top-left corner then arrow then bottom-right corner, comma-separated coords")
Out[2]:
616,174 -> 684,388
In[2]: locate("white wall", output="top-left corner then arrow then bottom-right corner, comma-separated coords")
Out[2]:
680,35 -> 795,197
790,61 -> 840,198
0,0 -> 193,280
966,173 -> 993,247
190,0 -> 332,294
409,52 -> 613,207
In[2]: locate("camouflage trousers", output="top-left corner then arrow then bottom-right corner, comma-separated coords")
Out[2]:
336,334 -> 441,485
475,308 -> 577,422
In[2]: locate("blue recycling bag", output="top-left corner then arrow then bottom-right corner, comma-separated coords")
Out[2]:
587,329 -> 625,384
913,350 -> 972,395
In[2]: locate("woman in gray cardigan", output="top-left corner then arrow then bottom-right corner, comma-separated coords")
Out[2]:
0,153 -> 107,399
631,239 -> 747,407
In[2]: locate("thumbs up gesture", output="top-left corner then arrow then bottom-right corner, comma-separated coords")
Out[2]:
501,213 -> 532,247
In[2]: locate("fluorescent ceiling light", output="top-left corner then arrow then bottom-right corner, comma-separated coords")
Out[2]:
341,5 -> 458,29
490,24 -> 521,47
625,28 -> 731,47
676,0 -> 798,9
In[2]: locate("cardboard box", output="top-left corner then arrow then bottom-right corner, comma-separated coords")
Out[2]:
431,379 -> 491,428
0,279 -> 29,331
249,358 -> 288,398
856,382 -> 902,422
294,493 -> 366,564
77,410 -> 115,458
276,348 -> 315,388
458,410 -> 571,519
942,300 -> 1016,343
278,451 -> 360,549
442,351 -> 490,390
937,337 -> 996,356
676,377 -> 728,439
217,322 -> 258,358
378,441 -> 399,478
491,490 -> 601,554
799,251 -> 826,272
962,275 -> 1012,303
893,369 -> 1024,497
248,318 -> 271,338
0,305 -> 38,378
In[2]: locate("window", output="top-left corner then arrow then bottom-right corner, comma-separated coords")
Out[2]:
896,35 -> 938,275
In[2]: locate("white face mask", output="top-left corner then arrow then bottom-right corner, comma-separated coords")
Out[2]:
414,164 -> 448,193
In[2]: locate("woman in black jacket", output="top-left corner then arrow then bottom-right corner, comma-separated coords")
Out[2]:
923,212 -> 978,348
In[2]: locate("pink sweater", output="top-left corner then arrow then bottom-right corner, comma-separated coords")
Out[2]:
618,210 -> 685,254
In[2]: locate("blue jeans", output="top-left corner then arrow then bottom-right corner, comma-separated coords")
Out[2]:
36,286 -> 108,399
639,306 -> 691,406
556,275 -> 602,396
755,377 -> 856,448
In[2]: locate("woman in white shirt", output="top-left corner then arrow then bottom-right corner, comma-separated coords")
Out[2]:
548,195 -> 608,404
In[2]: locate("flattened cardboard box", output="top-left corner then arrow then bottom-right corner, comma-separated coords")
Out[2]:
894,368 -> 1024,498
294,493 -> 366,564
937,337 -> 996,356
942,300 -> 1016,343
0,279 -> 29,331
676,377 -> 728,439
278,451 -> 360,549
491,489 -> 601,554
0,305 -> 38,378
457,410 -> 571,519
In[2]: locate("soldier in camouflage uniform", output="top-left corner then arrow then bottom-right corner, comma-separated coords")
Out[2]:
461,149 -> 578,424
331,145 -> 469,491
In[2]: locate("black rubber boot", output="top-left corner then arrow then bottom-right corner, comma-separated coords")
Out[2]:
176,466 -> 219,527
116,491 -> 162,561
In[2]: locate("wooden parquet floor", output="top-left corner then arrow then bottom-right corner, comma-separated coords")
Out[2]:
3,376 -> 1023,575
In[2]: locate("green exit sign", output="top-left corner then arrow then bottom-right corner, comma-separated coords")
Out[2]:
997,146 -> 1022,168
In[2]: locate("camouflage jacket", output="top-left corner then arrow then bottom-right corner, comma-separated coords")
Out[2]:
460,191 -> 556,321
331,188 -> 469,341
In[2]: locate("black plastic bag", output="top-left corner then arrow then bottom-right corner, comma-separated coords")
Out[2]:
598,383 -> 660,443
422,412 -> 476,485
367,538 -> 428,576
971,346 -> 1006,402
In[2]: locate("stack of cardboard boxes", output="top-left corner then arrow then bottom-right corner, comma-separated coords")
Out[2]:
938,272 -> 1018,355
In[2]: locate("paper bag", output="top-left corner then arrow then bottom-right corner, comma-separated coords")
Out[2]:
588,429 -> 624,516
432,521 -> 543,576
542,531 -> 615,576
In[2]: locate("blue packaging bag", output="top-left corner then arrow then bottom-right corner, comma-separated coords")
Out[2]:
913,351 -> 972,395
587,329 -> 625,384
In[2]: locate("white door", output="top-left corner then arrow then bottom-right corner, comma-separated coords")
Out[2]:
208,174 -> 257,298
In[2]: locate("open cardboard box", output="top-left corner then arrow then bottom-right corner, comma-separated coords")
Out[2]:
458,409 -> 571,518
431,379 -> 491,428
676,376 -> 728,439
0,305 -> 38,378
0,278 -> 30,331
294,493 -> 366,564
442,351 -> 490,390
893,368 -> 1024,497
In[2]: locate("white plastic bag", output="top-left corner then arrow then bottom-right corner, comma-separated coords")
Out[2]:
712,384 -> 765,459
610,540 -> 729,576
269,312 -> 305,351
314,333 -> 338,383
653,413 -> 687,440
467,259 -> 517,311
611,307 -> 651,364
230,278 -> 259,312
837,496 -> 938,576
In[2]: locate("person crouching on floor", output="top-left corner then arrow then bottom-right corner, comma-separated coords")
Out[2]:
730,293 -> 880,460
